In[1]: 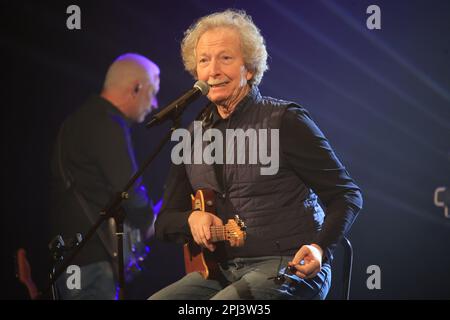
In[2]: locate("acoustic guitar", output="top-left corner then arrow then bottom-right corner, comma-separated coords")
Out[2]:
183,189 -> 246,279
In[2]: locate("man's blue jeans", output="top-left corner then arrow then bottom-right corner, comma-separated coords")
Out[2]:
149,256 -> 331,300
55,261 -> 116,300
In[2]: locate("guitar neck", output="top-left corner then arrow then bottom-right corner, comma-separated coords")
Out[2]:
210,226 -> 229,242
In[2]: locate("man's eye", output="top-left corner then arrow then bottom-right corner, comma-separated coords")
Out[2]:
199,58 -> 208,63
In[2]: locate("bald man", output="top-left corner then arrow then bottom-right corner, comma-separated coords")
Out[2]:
49,53 -> 160,299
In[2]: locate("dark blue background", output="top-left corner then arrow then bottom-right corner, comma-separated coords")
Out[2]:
2,0 -> 449,299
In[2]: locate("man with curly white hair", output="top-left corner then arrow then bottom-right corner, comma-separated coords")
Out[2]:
151,9 -> 362,300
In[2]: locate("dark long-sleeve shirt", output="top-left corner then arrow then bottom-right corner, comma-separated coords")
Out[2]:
156,99 -> 362,260
49,95 -> 153,266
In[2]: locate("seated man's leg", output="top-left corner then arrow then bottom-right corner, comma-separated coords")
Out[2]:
148,271 -> 226,300
211,257 -> 331,300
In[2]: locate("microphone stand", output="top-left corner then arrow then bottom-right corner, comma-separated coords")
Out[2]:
40,115 -> 183,300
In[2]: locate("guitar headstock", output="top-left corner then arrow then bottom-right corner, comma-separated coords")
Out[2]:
224,215 -> 247,247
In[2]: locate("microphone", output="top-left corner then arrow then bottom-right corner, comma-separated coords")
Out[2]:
146,80 -> 209,128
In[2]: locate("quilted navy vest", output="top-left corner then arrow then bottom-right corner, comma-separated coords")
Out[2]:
185,87 -> 325,258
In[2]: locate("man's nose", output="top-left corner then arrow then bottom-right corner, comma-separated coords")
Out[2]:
209,59 -> 221,77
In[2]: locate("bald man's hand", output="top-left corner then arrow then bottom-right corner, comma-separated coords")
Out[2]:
188,210 -> 223,252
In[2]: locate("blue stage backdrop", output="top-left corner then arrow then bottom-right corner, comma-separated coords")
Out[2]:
2,0 -> 449,299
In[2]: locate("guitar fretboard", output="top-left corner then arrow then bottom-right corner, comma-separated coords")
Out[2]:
210,226 -> 230,242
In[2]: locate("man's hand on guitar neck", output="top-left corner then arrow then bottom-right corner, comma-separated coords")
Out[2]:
188,210 -> 224,252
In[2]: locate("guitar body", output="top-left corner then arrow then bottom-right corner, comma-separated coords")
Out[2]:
183,189 -> 246,280
183,239 -> 223,279
15,248 -> 39,300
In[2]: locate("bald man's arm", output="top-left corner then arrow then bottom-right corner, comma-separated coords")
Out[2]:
91,114 -> 152,227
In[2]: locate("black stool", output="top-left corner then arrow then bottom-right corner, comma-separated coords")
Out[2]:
340,236 -> 353,300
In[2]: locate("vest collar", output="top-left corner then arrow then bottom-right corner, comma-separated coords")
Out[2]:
210,86 -> 262,124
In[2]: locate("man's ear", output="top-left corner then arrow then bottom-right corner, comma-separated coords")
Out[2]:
246,69 -> 254,82
134,83 -> 142,94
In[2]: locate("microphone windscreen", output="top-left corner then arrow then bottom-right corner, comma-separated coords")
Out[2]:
194,80 -> 209,95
